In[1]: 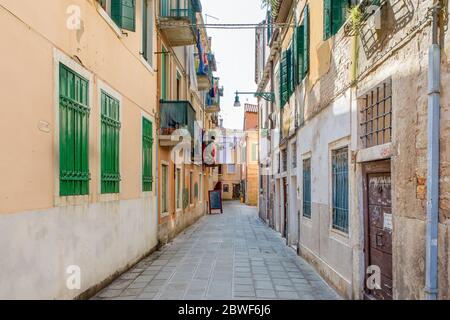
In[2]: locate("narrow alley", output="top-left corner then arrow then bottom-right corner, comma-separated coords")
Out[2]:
94,201 -> 340,300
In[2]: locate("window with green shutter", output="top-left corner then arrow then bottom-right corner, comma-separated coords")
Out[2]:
59,64 -> 90,197
293,23 -> 298,86
142,117 -> 154,192
303,158 -> 312,218
279,51 -> 288,108
332,146 -> 349,233
287,46 -> 294,98
324,0 -> 348,40
296,25 -> 305,82
111,0 -> 136,31
303,5 -> 310,75
101,91 -> 121,194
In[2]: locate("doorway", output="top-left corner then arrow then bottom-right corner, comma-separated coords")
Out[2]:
232,183 -> 241,200
282,177 -> 288,239
289,176 -> 298,247
363,160 -> 393,300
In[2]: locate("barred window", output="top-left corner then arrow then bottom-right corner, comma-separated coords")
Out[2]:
332,147 -> 349,233
359,79 -> 392,148
281,149 -> 287,172
292,143 -> 297,169
302,158 -> 311,218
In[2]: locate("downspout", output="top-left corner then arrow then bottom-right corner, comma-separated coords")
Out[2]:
425,3 -> 441,301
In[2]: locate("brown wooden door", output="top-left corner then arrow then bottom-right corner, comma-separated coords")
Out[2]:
364,162 -> 393,300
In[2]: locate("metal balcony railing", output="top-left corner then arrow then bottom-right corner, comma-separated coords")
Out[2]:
159,100 -> 196,139
160,0 -> 197,25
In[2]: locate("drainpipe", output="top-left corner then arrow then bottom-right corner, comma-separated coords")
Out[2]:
425,3 -> 441,301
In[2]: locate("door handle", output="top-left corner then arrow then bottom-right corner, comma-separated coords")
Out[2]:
376,233 -> 383,247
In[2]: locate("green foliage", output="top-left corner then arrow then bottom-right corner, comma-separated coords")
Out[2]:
348,5 -> 363,34
261,0 -> 280,18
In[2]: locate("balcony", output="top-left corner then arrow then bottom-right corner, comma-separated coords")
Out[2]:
159,100 -> 196,147
205,78 -> 222,113
195,53 -> 212,91
158,0 -> 199,47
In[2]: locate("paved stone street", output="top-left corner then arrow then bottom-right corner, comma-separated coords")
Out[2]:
94,201 -> 340,300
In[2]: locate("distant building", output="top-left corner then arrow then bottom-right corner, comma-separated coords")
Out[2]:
241,104 -> 259,206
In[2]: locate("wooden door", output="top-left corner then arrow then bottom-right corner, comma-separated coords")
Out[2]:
364,161 -> 393,300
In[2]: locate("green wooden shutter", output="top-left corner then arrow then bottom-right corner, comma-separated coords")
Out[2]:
297,25 -> 305,81
59,64 -> 90,196
323,0 -> 332,40
293,22 -> 298,86
142,0 -> 148,59
331,0 -> 347,36
287,47 -> 294,98
142,118 -> 154,192
111,0 -> 136,31
280,51 -> 288,108
303,5 -> 310,76
101,91 -> 121,194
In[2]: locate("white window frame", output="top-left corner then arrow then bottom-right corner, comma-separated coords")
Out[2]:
199,173 -> 203,203
175,165 -> 183,212
140,0 -> 156,73
96,0 -> 123,37
97,79 -> 123,202
141,111 -> 155,198
161,161 -> 169,217
189,170 -> 194,207
328,137 -> 351,242
53,48 -> 94,207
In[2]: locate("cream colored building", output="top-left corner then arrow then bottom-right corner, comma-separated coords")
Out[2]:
156,4 -> 221,244
256,0 -> 450,300
1,0 -> 157,299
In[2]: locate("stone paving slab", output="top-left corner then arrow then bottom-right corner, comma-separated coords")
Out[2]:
93,201 -> 341,300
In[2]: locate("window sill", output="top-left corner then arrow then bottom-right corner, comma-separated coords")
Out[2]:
141,191 -> 154,198
329,227 -> 350,243
356,143 -> 393,163
98,193 -> 120,202
97,5 -> 123,38
55,195 -> 91,207
161,211 -> 170,218
139,56 -> 156,75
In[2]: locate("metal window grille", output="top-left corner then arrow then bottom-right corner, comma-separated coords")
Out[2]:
101,91 -> 121,194
359,79 -> 392,148
59,63 -> 90,196
303,158 -> 312,218
281,149 -> 287,172
332,147 -> 349,233
292,143 -> 297,168
142,118 -> 154,192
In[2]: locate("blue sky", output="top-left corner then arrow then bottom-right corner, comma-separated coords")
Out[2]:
201,0 -> 266,129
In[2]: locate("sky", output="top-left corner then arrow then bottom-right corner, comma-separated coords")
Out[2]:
201,0 -> 266,130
